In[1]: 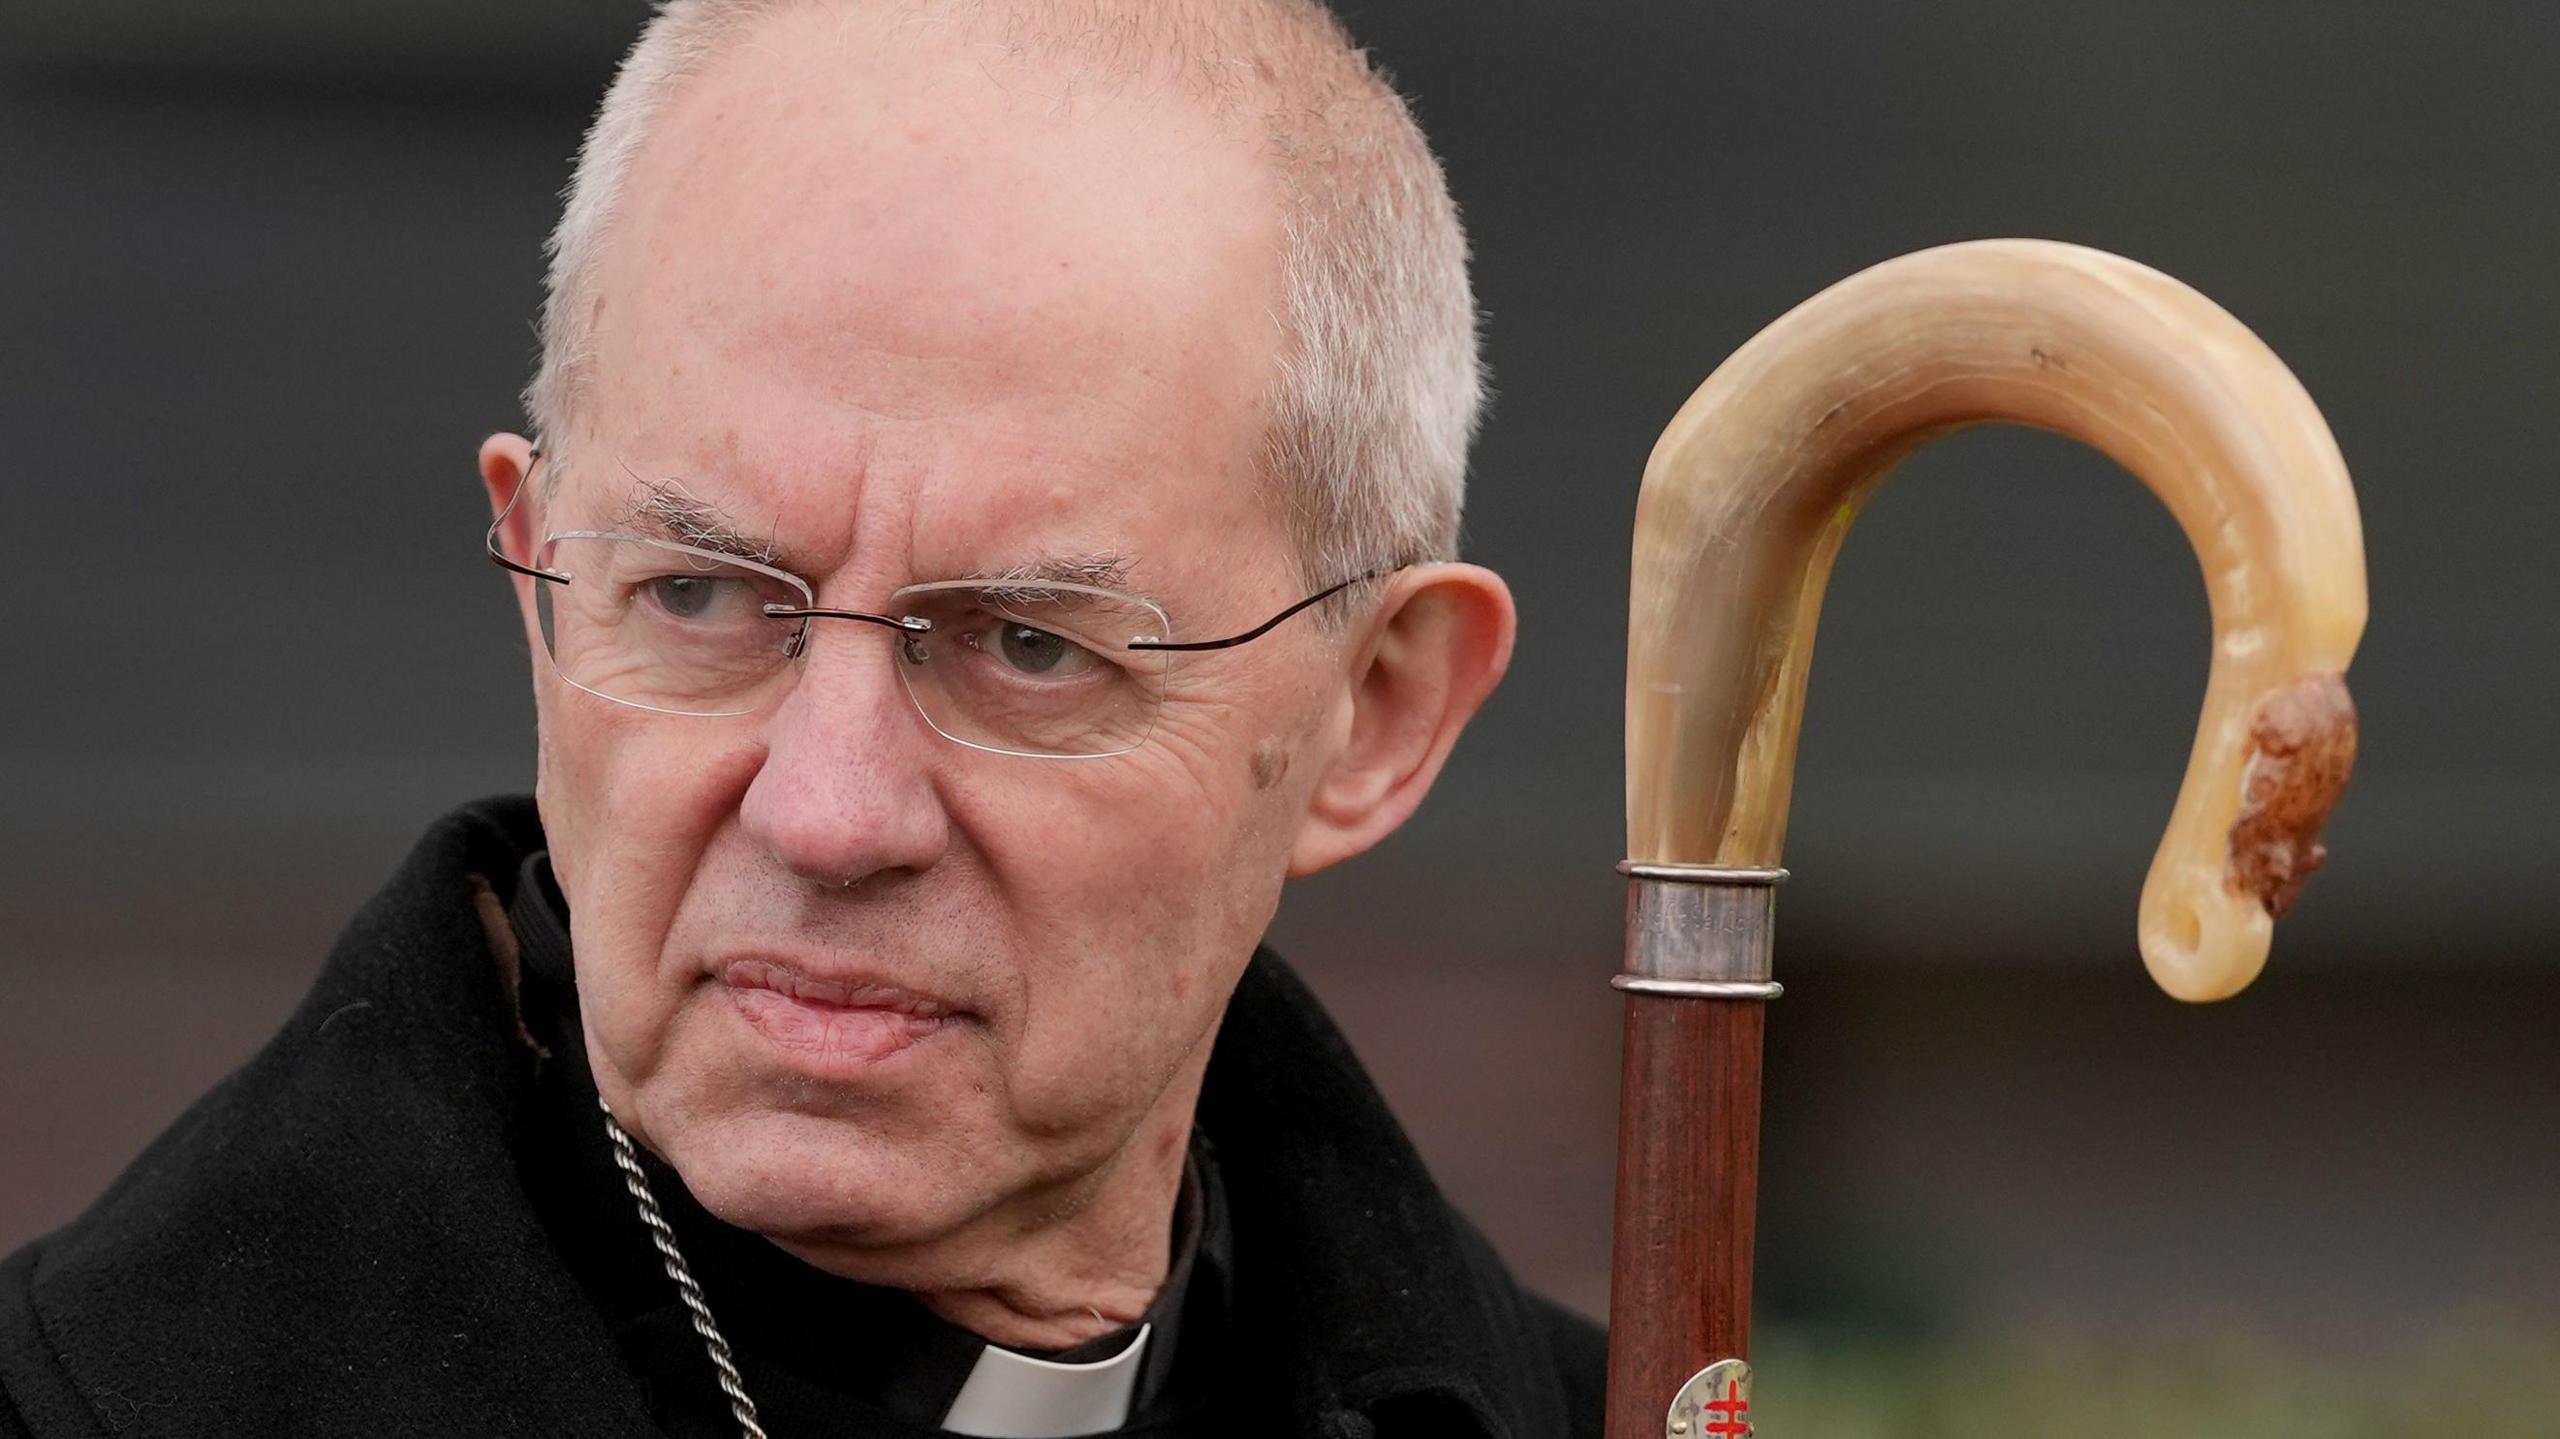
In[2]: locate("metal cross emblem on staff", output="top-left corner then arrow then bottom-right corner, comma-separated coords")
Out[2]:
1605,238 -> 2365,1438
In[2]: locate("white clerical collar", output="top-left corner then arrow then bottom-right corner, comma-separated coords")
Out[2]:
939,1323 -> 1152,1438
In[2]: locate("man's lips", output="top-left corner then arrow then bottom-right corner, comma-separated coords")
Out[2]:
712,957 -> 967,1065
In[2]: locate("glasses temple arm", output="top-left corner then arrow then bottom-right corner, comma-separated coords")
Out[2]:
1127,563 -> 1404,653
487,446 -> 570,585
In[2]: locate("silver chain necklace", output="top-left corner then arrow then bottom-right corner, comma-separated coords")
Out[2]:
598,1098 -> 770,1439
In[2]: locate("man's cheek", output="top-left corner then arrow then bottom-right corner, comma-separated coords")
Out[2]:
548,716 -> 741,1001
1130,694 -> 1255,811
1123,705 -> 1310,909
988,716 -> 1243,898
581,717 -> 750,836
1003,973 -> 1185,1143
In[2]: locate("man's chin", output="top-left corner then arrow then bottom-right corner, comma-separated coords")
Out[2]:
656,1105 -> 994,1254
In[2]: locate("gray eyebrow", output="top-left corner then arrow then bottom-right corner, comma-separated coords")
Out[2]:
601,469 -> 1137,595
954,553 -> 1137,595
612,476 -> 782,565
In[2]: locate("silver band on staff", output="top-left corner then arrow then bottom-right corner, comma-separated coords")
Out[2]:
1617,859 -> 1785,1000
1617,861 -> 1789,886
1611,976 -> 1784,1000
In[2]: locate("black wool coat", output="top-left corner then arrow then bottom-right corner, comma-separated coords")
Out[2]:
0,798 -> 1605,1438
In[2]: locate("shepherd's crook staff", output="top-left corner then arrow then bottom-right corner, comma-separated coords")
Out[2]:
1607,239 -> 2367,1438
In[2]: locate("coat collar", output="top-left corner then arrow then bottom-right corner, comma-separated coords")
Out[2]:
1203,956 -> 1555,1439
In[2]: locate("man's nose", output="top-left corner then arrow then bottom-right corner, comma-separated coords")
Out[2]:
738,629 -> 951,889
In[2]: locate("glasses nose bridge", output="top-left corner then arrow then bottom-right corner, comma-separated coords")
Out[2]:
767,602 -> 929,658
767,604 -> 934,731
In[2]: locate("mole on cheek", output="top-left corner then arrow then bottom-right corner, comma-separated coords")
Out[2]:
1249,737 -> 1289,791
1048,484 -> 1073,513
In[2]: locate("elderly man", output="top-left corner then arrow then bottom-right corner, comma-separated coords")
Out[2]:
1,2 -> 1601,1435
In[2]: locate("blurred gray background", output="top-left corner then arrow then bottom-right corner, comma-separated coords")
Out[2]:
5,0 -> 2555,1401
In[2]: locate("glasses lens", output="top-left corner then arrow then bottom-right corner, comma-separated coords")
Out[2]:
890,579 -> 1169,757
535,535 -> 810,716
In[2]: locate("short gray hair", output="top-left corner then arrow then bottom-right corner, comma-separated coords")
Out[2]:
526,0 -> 1483,587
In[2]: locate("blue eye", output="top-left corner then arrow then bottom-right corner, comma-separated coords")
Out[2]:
996,622 -> 1073,674
649,574 -> 725,619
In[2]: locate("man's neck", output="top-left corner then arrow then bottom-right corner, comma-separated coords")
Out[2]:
774,1044 -> 1213,1352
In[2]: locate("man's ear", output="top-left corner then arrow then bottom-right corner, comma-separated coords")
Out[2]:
480,432 -> 545,666
1288,562 -> 1516,877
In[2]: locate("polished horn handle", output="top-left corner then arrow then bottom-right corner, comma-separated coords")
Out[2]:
1627,238 -> 2367,1002
1606,240 -> 2369,1439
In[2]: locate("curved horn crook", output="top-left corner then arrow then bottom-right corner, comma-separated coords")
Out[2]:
1627,238 -> 2367,1001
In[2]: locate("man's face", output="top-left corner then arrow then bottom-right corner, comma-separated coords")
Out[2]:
519,14 -> 1329,1269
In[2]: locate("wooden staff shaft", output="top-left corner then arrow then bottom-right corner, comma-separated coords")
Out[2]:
1605,994 -> 1764,1439
1603,866 -> 1782,1439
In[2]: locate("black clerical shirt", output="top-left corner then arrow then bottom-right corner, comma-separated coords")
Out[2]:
502,854 -> 1233,1436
